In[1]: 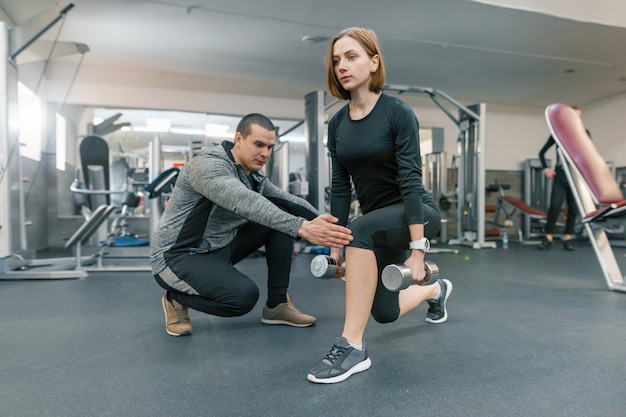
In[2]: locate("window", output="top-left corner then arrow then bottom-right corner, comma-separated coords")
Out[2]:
17,82 -> 42,161
56,114 -> 66,171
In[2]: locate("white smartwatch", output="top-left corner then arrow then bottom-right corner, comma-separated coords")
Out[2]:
409,238 -> 430,252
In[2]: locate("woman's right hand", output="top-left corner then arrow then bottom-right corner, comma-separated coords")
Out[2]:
329,247 -> 345,278
543,167 -> 556,179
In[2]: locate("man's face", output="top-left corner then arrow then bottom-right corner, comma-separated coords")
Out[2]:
233,123 -> 276,174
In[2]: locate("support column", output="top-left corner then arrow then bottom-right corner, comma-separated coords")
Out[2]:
0,23 -> 23,258
149,134 -> 162,242
304,91 -> 327,211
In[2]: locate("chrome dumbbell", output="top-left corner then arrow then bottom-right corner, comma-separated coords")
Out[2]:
381,260 -> 439,292
310,255 -> 345,279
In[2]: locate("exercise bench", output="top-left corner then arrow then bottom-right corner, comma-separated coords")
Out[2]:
486,181 -> 547,245
65,167 -> 180,274
546,103 -> 626,292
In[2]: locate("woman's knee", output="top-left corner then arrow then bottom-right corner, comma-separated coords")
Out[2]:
371,284 -> 400,323
348,218 -> 376,249
371,307 -> 399,324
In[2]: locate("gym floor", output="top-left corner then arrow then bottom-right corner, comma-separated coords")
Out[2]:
2,241 -> 626,417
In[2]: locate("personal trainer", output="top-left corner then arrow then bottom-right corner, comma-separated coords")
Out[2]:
150,113 -> 353,336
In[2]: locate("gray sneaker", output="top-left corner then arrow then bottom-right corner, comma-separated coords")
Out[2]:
307,337 -> 372,384
425,279 -> 452,324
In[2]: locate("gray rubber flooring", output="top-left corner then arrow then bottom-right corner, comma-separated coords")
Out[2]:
1,241 -> 626,417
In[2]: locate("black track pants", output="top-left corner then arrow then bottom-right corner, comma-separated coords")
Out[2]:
154,222 -> 293,317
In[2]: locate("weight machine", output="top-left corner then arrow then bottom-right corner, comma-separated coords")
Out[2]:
0,2 -> 172,278
523,158 -> 551,239
389,87 -> 491,249
0,3 -> 92,279
447,101 -> 495,249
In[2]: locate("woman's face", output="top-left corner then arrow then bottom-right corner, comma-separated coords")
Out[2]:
332,36 -> 378,93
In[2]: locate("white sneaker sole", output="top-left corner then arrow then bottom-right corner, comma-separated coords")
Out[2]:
307,357 -> 372,384
260,318 -> 316,327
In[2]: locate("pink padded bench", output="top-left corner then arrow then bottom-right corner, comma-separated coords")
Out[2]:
486,182 -> 547,244
546,103 -> 626,292
501,195 -> 546,219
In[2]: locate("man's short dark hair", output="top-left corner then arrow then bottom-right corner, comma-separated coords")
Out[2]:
236,113 -> 275,138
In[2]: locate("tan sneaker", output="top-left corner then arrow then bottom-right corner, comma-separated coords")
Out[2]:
161,291 -> 193,336
261,294 -> 316,327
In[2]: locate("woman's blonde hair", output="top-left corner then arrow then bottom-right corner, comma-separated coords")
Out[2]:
325,27 -> 386,100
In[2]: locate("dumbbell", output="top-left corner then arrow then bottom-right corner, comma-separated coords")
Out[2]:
311,255 -> 439,290
381,260 -> 439,291
310,255 -> 345,279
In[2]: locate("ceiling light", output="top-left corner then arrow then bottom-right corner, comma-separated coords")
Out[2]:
302,35 -> 327,46
146,118 -> 171,132
205,123 -> 229,137
170,127 -> 205,135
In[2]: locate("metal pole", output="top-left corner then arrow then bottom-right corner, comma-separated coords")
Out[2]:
0,23 -> 11,258
149,135 -> 161,242
304,91 -> 326,211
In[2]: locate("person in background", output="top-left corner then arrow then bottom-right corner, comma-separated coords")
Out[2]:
538,106 -> 590,251
150,113 -> 354,337
307,27 -> 452,384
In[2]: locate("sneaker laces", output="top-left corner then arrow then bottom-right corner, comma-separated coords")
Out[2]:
323,345 -> 347,364
279,300 -> 307,318
283,301 -> 299,313
170,299 -> 190,322
428,302 -> 442,316
427,281 -> 444,308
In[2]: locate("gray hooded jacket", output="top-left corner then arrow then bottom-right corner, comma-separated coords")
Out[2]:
150,141 -> 319,275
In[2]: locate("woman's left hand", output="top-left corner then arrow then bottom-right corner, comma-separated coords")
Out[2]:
404,251 -> 426,285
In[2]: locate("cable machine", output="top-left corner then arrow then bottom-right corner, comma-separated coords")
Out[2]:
449,101 -> 495,249
303,86 -> 493,249
0,3 -> 91,279
523,158 -> 550,239
385,86 -> 493,248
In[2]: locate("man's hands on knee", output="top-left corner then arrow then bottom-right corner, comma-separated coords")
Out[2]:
298,214 -> 353,248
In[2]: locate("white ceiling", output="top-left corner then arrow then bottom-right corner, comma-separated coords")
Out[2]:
2,0 -> 626,153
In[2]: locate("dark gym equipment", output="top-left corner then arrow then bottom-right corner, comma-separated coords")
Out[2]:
79,135 -> 111,210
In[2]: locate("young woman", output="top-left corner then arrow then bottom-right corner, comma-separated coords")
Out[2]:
307,27 -> 452,384
537,106 -> 588,252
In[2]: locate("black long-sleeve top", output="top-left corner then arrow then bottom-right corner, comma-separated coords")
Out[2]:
539,129 -> 591,169
327,93 -> 436,226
